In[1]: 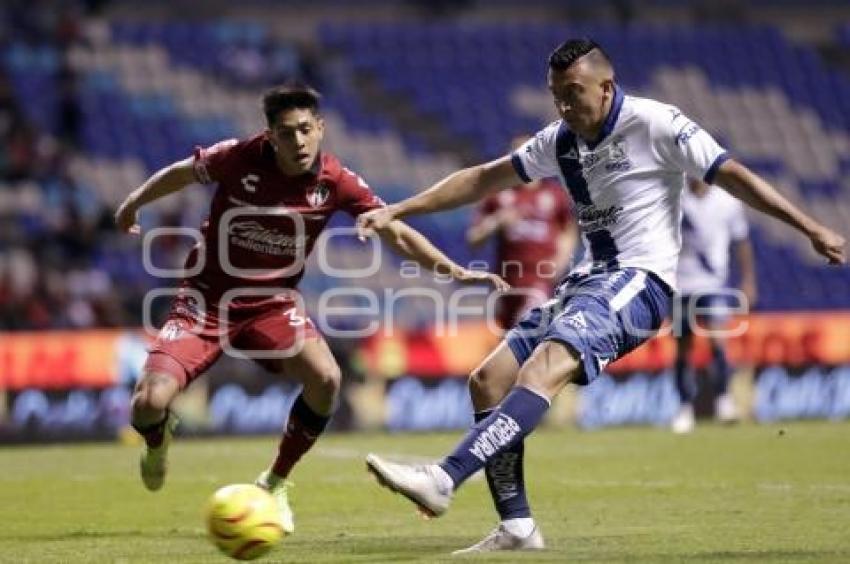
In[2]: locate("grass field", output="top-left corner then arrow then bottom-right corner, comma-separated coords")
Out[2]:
1,421 -> 849,563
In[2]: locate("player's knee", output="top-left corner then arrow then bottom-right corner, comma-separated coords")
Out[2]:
132,373 -> 178,414
468,366 -> 500,400
312,364 -> 342,398
468,367 -> 486,396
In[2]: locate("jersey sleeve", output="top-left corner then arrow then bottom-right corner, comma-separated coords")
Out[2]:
192,138 -> 239,184
652,107 -> 728,184
510,121 -> 561,182
728,199 -> 749,241
338,167 -> 386,217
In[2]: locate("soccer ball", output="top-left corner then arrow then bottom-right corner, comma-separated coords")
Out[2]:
205,484 -> 284,560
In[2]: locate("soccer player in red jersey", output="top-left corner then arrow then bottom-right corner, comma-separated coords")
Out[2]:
114,82 -> 507,534
467,135 -> 577,330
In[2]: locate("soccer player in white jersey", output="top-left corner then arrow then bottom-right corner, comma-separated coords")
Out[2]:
356,39 -> 845,554
671,177 -> 757,434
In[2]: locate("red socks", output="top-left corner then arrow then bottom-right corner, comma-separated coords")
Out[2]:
270,395 -> 331,478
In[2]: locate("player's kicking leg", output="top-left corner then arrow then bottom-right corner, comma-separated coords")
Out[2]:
366,339 -> 579,523
252,335 -> 340,535
367,269 -> 672,554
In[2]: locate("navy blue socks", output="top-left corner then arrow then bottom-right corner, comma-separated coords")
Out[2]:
440,387 -> 549,488
474,409 -> 531,519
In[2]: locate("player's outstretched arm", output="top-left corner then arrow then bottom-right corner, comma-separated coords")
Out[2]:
114,157 -> 196,234
356,156 -> 522,239
714,159 -> 846,264
376,220 -> 510,291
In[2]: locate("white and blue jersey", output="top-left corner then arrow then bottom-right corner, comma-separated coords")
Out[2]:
511,85 -> 728,291
505,86 -> 730,383
677,186 -> 748,295
673,186 -> 749,335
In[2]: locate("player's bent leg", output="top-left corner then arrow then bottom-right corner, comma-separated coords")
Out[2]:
365,344 -> 520,520
468,341 -> 521,411
135,302 -> 224,490
131,363 -> 184,492
368,341 -> 581,521
444,340 -> 580,489
131,369 -> 181,428
256,337 -> 340,534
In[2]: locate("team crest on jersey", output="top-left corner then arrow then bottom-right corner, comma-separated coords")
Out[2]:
306,182 -> 331,208
159,320 -> 185,342
605,137 -> 630,170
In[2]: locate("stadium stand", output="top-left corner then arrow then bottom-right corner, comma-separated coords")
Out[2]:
1,3 -> 849,332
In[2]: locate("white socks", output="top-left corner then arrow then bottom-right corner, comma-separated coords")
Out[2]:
432,464 -> 455,490
502,517 -> 535,537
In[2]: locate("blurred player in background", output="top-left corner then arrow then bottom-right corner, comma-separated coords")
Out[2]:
671,177 -> 757,433
114,82 -> 506,535
357,39 -> 845,554
467,134 -> 577,330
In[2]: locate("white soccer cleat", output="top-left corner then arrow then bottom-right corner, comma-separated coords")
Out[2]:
452,524 -> 545,554
671,404 -> 695,434
139,412 -> 179,491
715,393 -> 739,423
255,470 -> 295,534
365,454 -> 453,518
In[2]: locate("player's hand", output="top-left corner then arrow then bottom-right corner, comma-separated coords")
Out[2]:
455,269 -> 511,292
356,206 -> 398,241
809,226 -> 846,265
114,199 -> 141,235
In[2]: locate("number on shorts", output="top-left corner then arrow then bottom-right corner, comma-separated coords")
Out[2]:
283,307 -> 306,326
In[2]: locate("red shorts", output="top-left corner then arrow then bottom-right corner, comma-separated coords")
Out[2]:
144,292 -> 319,388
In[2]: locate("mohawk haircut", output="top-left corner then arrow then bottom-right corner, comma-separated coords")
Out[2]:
262,82 -> 322,125
548,38 -> 612,72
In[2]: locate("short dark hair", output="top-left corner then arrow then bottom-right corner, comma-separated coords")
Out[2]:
262,82 -> 321,125
548,38 -> 611,71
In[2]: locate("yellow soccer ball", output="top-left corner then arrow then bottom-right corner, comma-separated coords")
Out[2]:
205,484 -> 284,560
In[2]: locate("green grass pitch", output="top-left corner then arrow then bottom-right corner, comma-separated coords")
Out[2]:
1,421 -> 849,563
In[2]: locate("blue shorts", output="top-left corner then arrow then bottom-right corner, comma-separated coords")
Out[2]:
504,268 -> 672,385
